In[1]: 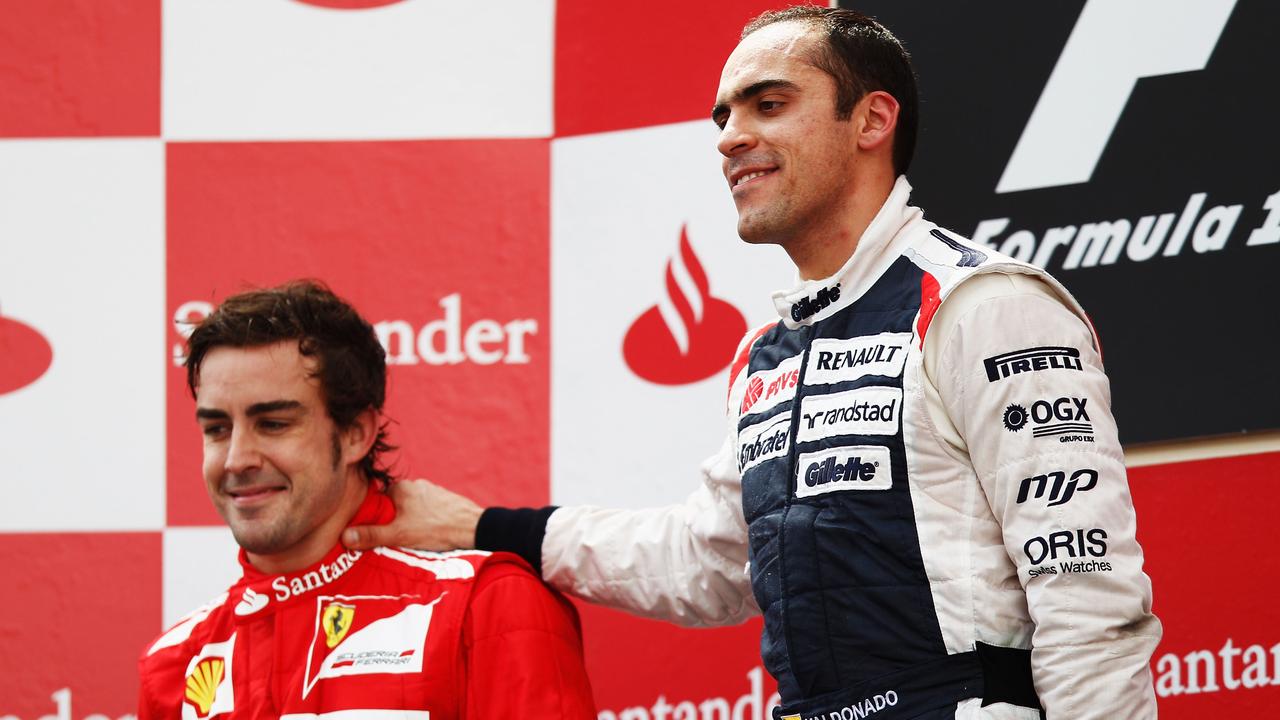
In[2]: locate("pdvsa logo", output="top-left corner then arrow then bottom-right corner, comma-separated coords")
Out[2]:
0,305 -> 53,394
622,226 -> 747,385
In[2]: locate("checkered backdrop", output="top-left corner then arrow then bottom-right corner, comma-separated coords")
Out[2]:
1,1 -> 1277,718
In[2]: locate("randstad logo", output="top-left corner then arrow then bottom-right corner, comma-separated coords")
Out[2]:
623,225 -> 747,385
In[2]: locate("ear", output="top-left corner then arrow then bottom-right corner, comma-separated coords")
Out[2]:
340,408 -> 379,467
856,90 -> 900,155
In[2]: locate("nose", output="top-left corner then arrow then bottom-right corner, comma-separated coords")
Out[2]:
224,426 -> 262,475
717,112 -> 757,158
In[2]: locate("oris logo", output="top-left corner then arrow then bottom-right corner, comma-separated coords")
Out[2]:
790,284 -> 840,323
1023,528 -> 1108,565
1016,468 -> 1099,507
622,225 -> 747,385
0,306 -> 53,395
1002,396 -> 1094,441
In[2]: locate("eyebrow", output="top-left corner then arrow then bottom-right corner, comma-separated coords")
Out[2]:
195,400 -> 305,421
711,79 -> 801,122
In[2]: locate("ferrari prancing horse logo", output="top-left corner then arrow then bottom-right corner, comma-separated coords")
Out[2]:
323,602 -> 356,648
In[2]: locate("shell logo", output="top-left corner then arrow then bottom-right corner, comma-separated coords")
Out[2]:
185,657 -> 225,717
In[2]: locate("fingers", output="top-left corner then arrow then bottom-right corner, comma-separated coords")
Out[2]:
342,524 -> 388,551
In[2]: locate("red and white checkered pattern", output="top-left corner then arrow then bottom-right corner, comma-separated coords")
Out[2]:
1,1 -> 1276,717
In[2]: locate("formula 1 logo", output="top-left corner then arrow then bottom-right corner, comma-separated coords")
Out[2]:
997,0 -> 1237,192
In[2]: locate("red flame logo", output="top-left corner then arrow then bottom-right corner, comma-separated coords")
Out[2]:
292,0 -> 407,9
0,306 -> 53,395
622,226 -> 747,385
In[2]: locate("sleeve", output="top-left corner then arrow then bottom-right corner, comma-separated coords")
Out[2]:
929,273 -> 1162,719
462,556 -> 597,719
538,431 -> 757,627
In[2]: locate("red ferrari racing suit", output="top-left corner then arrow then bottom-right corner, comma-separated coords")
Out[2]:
139,489 -> 596,719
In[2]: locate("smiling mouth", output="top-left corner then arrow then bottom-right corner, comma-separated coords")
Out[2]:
732,168 -> 776,189
227,486 -> 286,507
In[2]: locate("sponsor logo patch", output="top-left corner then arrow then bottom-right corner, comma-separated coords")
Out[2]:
798,387 -> 901,442
790,283 -> 841,322
804,333 -> 910,386
984,346 -> 1082,382
1016,468 -> 1099,507
740,354 -> 803,416
1023,528 -> 1108,565
1002,396 -> 1094,442
234,587 -> 268,617
795,446 -> 892,498
182,636 -> 235,720
303,594 -> 440,698
738,414 -> 791,473
322,602 -> 356,648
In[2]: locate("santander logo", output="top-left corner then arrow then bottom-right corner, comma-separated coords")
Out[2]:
0,305 -> 53,395
622,226 -> 747,385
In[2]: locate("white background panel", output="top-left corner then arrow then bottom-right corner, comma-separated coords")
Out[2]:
163,0 -> 553,140
163,526 -> 241,627
0,139 -> 165,531
551,120 -> 794,508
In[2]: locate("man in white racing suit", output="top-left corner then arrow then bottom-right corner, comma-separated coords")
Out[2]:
344,7 -> 1162,719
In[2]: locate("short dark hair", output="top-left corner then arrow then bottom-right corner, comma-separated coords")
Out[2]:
743,6 -> 919,175
185,280 -> 395,485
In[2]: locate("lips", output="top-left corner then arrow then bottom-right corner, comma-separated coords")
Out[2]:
226,485 -> 287,507
728,164 -> 778,191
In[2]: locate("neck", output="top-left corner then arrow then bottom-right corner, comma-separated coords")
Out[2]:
247,473 -> 370,576
786,170 -> 896,281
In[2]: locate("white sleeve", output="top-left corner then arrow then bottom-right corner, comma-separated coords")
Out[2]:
540,431 -> 758,627
929,273 -> 1162,719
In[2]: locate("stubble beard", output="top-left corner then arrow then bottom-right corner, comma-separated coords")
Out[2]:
227,431 -> 349,556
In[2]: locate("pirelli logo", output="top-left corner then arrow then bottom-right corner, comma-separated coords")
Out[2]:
984,346 -> 1082,382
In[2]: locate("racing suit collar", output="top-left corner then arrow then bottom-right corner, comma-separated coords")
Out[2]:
228,486 -> 396,619
771,175 -> 924,328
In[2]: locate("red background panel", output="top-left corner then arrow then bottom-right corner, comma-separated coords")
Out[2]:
1130,452 -> 1280,716
579,603 -> 775,712
166,139 -> 550,526
0,532 -> 161,716
0,0 -> 159,137
554,0 -> 804,137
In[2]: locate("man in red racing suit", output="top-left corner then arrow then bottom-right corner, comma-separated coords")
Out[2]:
138,281 -> 596,719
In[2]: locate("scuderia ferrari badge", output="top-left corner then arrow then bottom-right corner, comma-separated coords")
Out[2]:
322,602 -> 356,649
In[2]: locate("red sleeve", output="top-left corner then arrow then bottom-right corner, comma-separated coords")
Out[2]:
461,553 -> 596,719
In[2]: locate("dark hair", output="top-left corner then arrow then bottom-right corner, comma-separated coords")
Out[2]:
743,6 -> 919,175
185,280 -> 395,485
